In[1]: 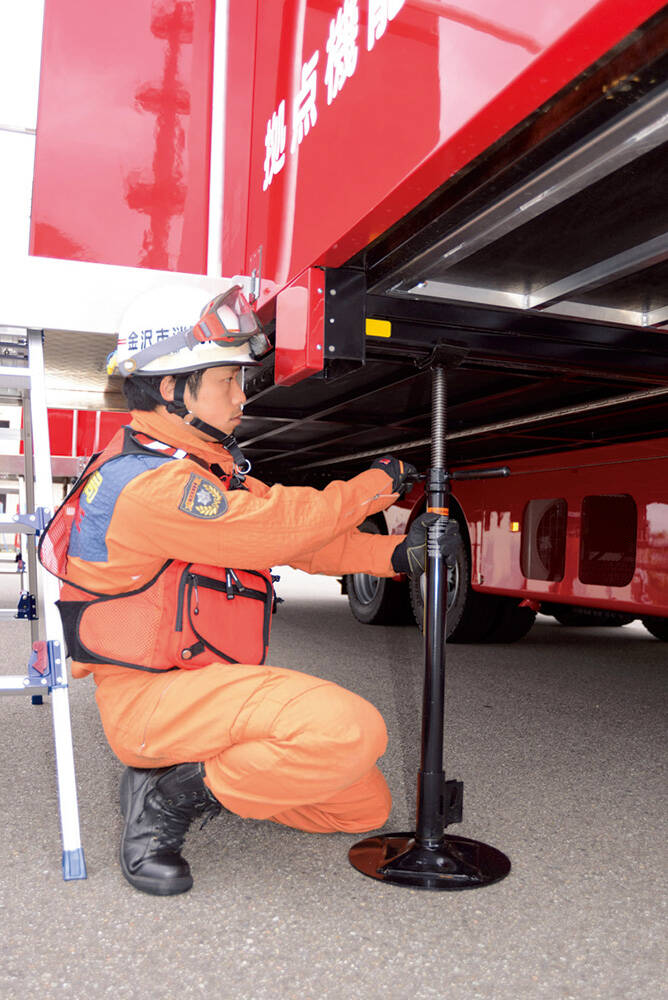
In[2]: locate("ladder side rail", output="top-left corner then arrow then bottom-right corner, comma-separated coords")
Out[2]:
21,386 -> 40,648
25,329 -> 87,880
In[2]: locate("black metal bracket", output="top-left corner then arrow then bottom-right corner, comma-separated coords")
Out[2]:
444,779 -> 464,827
421,342 -> 469,372
16,591 -> 37,620
321,267 -> 367,369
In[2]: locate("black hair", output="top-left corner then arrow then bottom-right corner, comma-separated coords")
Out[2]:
121,369 -> 206,411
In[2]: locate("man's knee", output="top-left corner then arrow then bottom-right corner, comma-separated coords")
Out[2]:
279,682 -> 388,778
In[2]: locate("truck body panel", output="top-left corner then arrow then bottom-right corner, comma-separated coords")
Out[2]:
30,0 -> 215,272
242,0 -> 664,315
10,0 -> 668,633
454,437 -> 668,616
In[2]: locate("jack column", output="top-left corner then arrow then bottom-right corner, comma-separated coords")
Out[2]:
349,362 -> 512,890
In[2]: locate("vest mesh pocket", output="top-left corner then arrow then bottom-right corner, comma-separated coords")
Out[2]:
79,585 -> 165,667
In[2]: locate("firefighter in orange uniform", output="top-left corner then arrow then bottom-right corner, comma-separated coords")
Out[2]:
40,284 -> 457,896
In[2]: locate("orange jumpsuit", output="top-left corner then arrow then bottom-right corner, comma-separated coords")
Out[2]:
65,409 -> 402,833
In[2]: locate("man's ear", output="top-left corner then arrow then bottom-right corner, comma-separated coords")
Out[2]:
159,375 -> 176,403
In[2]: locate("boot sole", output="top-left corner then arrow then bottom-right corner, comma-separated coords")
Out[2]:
119,769 -> 194,896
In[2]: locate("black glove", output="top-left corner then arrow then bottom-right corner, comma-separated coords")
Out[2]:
391,513 -> 461,576
370,456 -> 418,495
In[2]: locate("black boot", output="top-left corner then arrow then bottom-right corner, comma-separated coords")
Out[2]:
119,762 -> 221,895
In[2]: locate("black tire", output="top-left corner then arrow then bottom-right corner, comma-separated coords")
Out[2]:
482,597 -> 537,643
408,515 -> 534,643
545,603 -> 635,628
641,615 -> 668,640
345,519 -> 412,626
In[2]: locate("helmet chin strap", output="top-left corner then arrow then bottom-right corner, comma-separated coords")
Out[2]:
164,375 -> 252,480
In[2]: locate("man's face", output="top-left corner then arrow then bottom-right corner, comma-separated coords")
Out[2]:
184,366 -> 246,437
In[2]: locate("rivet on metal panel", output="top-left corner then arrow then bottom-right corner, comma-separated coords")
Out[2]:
329,346 -> 336,352
330,289 -> 337,296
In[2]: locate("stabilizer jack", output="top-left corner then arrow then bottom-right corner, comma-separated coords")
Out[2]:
349,362 -> 511,890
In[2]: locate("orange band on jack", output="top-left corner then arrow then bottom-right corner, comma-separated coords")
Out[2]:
427,507 -> 449,516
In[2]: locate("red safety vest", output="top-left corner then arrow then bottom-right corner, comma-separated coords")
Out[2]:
39,427 -> 274,673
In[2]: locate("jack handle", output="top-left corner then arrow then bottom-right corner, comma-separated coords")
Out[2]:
403,465 -> 510,489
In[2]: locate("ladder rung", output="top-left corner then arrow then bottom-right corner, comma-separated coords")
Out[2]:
0,454 -> 83,478
0,366 -> 31,389
0,675 -> 49,694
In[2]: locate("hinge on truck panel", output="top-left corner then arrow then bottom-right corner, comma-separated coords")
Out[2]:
249,245 -> 262,303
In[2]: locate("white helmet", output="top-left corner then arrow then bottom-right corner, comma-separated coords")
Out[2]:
107,284 -> 270,377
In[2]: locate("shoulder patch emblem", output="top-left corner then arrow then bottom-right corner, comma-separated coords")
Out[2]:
178,474 -> 228,519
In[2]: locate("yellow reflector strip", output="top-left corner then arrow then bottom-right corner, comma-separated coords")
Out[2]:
511,521 -> 520,532
366,319 -> 391,338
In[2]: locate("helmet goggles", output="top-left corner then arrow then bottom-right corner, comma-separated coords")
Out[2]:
110,285 -> 271,377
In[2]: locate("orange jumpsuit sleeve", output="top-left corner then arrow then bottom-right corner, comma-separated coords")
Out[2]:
289,527 -> 400,577
108,461 -> 400,573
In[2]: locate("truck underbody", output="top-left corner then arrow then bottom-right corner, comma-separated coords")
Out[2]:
239,10 -> 668,488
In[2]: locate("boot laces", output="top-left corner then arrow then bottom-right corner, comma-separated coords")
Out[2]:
145,790 -> 221,853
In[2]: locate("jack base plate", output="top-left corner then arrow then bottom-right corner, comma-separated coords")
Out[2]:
349,832 -> 510,891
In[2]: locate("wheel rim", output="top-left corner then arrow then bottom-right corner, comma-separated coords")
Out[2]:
419,563 -> 459,611
353,573 -> 381,605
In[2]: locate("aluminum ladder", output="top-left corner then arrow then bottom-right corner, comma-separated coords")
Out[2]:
0,329 -> 86,880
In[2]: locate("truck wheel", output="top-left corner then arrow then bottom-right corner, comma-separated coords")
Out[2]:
641,616 -> 668,640
344,520 -> 411,626
481,598 -> 537,643
408,519 -> 531,642
545,604 -> 635,627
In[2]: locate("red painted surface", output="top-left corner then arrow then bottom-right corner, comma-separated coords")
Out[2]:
38,410 -> 129,457
30,0 -> 215,272
396,437 -> 668,616
274,267 -> 326,385
240,0 -> 664,314
221,0 -> 259,276
29,0 -> 663,288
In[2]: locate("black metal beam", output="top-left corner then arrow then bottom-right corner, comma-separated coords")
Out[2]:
365,293 -> 668,381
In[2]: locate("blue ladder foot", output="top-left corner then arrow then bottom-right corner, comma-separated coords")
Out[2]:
62,848 -> 87,880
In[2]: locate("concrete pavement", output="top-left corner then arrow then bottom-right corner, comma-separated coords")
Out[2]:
0,569 -> 665,1000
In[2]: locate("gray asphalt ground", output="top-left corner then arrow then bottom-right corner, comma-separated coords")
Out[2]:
0,566 -> 665,1000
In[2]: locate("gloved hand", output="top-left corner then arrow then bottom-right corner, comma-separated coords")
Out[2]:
391,513 -> 461,576
370,456 -> 418,495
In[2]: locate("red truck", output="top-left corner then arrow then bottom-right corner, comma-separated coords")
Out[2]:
343,435 -> 668,641
28,0 -> 668,641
